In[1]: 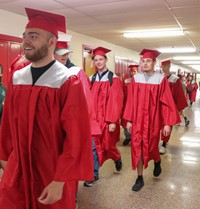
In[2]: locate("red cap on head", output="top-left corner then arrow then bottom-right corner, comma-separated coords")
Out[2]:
56,42 -> 68,49
92,47 -> 111,57
55,33 -> 73,55
161,59 -> 171,65
25,8 -> 66,37
128,64 -> 139,69
140,49 -> 160,60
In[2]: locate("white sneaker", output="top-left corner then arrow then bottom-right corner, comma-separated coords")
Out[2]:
159,146 -> 166,154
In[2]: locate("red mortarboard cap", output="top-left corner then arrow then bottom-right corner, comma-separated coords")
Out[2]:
25,8 -> 66,37
140,49 -> 160,60
161,59 -> 171,65
128,64 -> 139,69
92,46 -> 111,57
55,33 -> 73,55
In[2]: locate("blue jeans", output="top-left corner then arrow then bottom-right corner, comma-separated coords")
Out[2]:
92,138 -> 99,177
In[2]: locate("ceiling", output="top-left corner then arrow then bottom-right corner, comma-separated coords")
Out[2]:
1,0 -> 200,72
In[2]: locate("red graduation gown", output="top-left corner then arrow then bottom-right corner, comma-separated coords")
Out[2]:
90,71 -> 124,165
161,74 -> 188,142
187,81 -> 198,102
124,72 -> 180,169
68,66 -> 101,136
0,62 -> 93,209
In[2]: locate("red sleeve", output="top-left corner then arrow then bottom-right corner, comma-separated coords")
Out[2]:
105,78 -> 124,123
0,82 -> 13,160
173,79 -> 188,112
160,77 -> 181,126
54,76 -> 94,181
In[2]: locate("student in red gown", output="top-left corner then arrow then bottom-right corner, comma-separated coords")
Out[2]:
54,34 -> 102,188
124,49 -> 180,192
159,60 -> 189,154
0,8 -> 93,209
122,64 -> 139,146
89,47 -> 124,175
186,75 -> 198,106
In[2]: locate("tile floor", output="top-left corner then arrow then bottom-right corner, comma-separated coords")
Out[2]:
77,96 -> 200,209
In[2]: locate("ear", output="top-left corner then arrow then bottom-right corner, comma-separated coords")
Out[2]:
49,36 -> 57,48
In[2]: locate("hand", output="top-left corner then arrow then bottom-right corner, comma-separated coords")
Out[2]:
0,160 -> 7,170
126,122 -> 132,134
38,181 -> 65,205
109,123 -> 116,132
163,125 -> 171,137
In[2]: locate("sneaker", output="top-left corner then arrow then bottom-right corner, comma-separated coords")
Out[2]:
83,176 -> 99,187
185,118 -> 190,127
115,158 -> 122,171
132,177 -> 144,192
159,146 -> 166,154
122,138 -> 130,146
153,161 -> 162,177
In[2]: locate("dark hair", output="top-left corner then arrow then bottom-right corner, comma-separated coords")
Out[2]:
177,74 -> 182,80
92,55 -> 107,60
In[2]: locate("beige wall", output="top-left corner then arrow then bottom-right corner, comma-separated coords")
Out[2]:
0,9 -> 188,73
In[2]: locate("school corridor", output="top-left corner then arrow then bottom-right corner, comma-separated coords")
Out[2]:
77,94 -> 200,209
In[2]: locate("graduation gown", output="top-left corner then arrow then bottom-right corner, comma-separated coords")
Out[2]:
123,72 -> 180,169
68,66 -> 101,136
187,81 -> 198,103
0,61 -> 93,209
121,77 -> 132,129
90,70 -> 124,165
161,74 -> 188,142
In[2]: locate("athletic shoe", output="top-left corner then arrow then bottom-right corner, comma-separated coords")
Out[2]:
159,146 -> 166,154
132,177 -> 144,192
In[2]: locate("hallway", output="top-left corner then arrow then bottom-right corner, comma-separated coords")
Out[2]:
77,96 -> 200,209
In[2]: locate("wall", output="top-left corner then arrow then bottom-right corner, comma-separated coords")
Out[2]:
0,9 -> 189,74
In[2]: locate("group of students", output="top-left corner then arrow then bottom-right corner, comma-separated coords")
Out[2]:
0,7 -> 197,209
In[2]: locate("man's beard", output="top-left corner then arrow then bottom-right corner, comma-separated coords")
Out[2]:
24,44 -> 48,62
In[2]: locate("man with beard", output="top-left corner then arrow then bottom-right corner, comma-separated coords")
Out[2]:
0,8 -> 93,209
124,49 -> 180,192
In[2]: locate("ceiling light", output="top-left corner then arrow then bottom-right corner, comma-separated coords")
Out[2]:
173,56 -> 200,60
182,61 -> 200,64
189,65 -> 200,70
157,47 -> 195,53
123,28 -> 184,38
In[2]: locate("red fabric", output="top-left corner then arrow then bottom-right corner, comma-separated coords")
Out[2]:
187,82 -> 198,102
25,8 -> 66,37
123,75 -> 180,170
161,77 -> 187,142
169,78 -> 188,112
90,77 -> 124,165
121,78 -> 131,128
76,69 -> 101,136
0,76 -> 93,209
9,54 -> 31,74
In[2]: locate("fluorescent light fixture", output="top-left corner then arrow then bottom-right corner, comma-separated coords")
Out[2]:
157,47 -> 195,53
123,28 -> 184,38
173,56 -> 200,60
189,65 -> 200,71
182,61 -> 200,64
